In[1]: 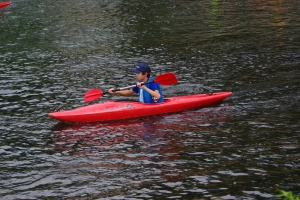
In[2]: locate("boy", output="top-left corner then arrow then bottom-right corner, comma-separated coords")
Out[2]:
108,62 -> 163,103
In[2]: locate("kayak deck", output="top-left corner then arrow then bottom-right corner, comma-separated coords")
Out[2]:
49,92 -> 232,123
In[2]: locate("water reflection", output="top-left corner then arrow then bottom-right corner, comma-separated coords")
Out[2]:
48,106 -> 232,198
51,106 -> 231,155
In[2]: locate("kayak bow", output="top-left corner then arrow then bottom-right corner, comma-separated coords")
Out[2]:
49,92 -> 232,123
0,2 -> 11,8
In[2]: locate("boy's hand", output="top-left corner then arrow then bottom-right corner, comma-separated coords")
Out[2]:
108,88 -> 116,94
136,82 -> 146,89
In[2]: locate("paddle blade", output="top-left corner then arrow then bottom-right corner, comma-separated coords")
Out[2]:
84,88 -> 103,102
154,72 -> 178,85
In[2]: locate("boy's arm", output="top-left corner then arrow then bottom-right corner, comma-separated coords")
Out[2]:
137,83 -> 161,99
108,88 -> 135,96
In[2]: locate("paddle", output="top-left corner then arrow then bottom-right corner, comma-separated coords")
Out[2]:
84,72 -> 178,102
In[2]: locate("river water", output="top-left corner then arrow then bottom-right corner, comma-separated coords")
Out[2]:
1,0 -> 299,199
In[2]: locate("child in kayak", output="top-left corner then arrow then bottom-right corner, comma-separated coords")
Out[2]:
108,62 -> 163,103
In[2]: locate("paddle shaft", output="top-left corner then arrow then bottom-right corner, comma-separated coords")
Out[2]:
84,72 -> 177,102
105,81 -> 157,95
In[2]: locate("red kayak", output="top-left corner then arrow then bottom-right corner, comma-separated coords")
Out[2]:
0,2 -> 11,8
49,92 -> 232,123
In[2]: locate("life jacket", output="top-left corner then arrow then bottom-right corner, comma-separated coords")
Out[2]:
140,77 -> 164,103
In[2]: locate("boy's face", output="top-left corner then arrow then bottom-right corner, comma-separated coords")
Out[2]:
135,72 -> 148,82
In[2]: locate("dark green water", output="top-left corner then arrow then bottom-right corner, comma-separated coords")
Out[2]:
0,0 -> 299,199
